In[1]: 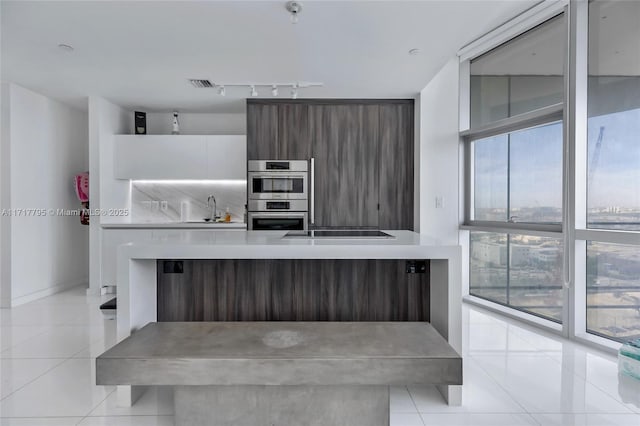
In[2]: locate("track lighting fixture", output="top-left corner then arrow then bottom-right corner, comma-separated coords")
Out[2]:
286,1 -> 302,24
200,81 -> 322,98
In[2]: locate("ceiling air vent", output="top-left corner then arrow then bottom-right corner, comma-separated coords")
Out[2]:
189,79 -> 214,88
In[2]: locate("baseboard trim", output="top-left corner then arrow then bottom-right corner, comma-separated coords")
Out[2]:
11,279 -> 88,307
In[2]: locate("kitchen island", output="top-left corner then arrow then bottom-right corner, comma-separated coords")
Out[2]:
112,230 -> 462,405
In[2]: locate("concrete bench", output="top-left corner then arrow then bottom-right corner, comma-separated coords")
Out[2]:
96,322 -> 462,426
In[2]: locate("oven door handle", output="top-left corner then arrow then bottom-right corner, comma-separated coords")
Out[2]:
248,173 -> 308,179
250,212 -> 307,218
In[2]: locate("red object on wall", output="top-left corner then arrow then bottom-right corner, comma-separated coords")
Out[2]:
74,172 -> 90,225
74,172 -> 89,203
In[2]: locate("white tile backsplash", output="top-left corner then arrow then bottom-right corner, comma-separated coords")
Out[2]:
131,181 -> 246,223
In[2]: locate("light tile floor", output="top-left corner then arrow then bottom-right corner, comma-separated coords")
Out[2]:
1,286 -> 639,425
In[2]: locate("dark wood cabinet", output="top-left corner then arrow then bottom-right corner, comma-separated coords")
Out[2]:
278,104 -> 312,160
246,102 -> 311,160
246,99 -> 414,229
157,259 -> 430,322
157,260 -> 201,321
246,103 -> 279,160
379,103 -> 414,230
311,104 -> 380,228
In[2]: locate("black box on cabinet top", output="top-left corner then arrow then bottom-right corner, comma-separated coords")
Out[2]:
134,111 -> 147,135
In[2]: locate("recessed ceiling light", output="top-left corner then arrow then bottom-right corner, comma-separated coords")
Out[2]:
58,43 -> 74,52
408,48 -> 420,56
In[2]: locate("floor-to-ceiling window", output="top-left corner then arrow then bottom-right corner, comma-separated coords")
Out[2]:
461,1 -> 639,349
463,14 -> 566,324
582,0 -> 640,343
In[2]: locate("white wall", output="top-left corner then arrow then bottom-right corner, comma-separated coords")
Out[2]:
418,57 -> 461,245
143,112 -> 246,135
1,83 -> 12,307
91,104 -> 247,293
98,103 -> 132,223
1,83 -> 89,306
88,97 -> 131,295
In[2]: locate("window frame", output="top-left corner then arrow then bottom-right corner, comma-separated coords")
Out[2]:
459,5 -> 572,337
459,0 -> 640,353
462,103 -> 565,234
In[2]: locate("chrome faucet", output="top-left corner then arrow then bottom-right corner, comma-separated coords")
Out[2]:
207,195 -> 218,221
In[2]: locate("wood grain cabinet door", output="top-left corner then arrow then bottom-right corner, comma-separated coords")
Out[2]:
278,103 -> 312,160
311,104 -> 380,228
378,103 -> 414,230
247,102 -> 279,160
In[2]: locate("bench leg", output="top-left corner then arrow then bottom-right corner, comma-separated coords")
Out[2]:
174,385 -> 390,426
116,385 -> 148,407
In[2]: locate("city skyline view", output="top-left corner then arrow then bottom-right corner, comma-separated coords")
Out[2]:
473,108 -> 640,229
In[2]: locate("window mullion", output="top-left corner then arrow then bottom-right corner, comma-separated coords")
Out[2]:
507,133 -> 511,222
506,236 -> 511,306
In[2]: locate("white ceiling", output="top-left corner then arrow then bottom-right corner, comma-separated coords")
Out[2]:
1,0 -> 540,113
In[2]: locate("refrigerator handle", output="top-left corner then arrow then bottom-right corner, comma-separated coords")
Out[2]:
310,157 -> 315,226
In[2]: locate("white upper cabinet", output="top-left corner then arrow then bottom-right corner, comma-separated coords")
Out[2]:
206,135 -> 246,179
114,135 -> 246,180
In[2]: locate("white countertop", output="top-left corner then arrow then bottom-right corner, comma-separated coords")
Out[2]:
114,228 -> 463,408
117,230 -> 460,260
101,222 -> 246,229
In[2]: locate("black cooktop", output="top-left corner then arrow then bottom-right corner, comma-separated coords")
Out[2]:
284,230 -> 394,239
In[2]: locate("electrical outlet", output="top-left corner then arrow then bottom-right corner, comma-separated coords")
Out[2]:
151,201 -> 160,212
160,201 -> 168,211
163,261 -> 184,274
435,196 -> 444,209
406,260 -> 428,274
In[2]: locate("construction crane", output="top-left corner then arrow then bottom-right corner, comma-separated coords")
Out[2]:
588,126 -> 605,190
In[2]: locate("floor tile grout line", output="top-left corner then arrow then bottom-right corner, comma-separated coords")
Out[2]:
416,411 -> 553,415
542,354 -> 639,413
0,327 -> 52,355
525,411 -> 543,426
467,319 -> 636,415
469,322 -> 637,413
417,412 -> 545,425
0,416 -> 86,419
1,327 -> 111,360
467,352 -> 533,415
405,385 -> 422,414
79,387 -> 117,422
0,357 -> 69,402
579,380 -> 638,414
416,411 -> 429,425
81,414 -> 176,418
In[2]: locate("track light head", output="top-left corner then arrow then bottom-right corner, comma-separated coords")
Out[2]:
217,85 -> 226,96
250,85 -> 258,97
291,84 -> 298,99
286,1 -> 302,24
272,85 -> 278,97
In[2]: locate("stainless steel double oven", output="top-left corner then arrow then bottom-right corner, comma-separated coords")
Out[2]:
247,160 -> 309,231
